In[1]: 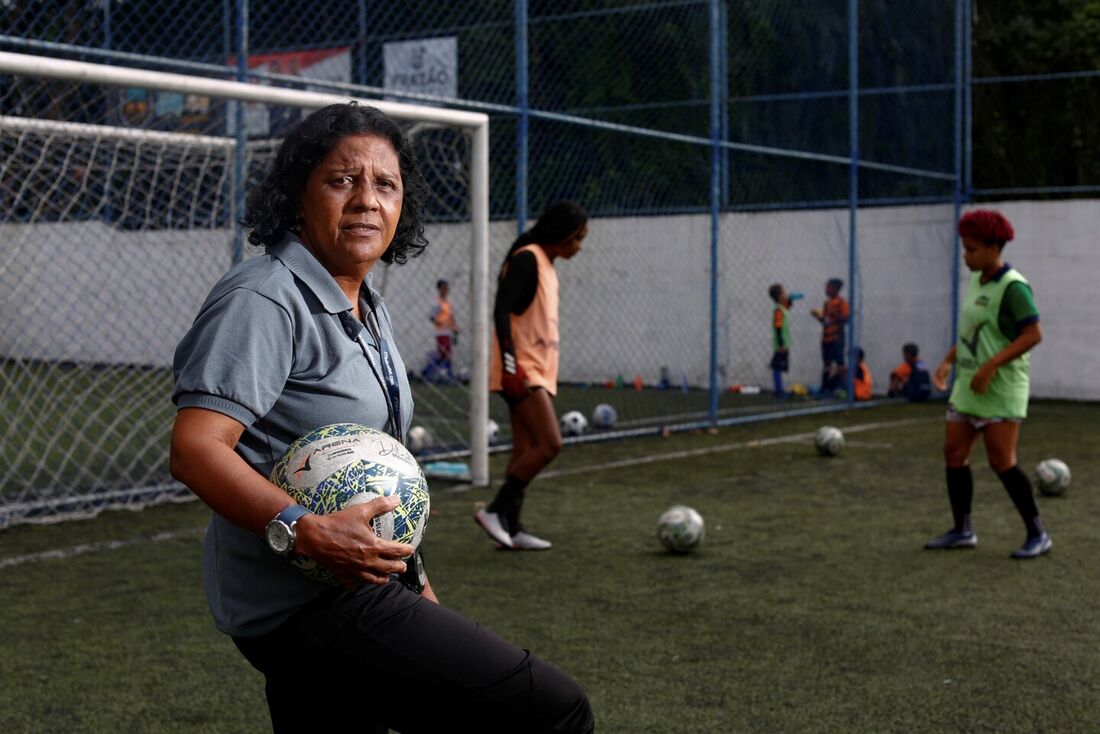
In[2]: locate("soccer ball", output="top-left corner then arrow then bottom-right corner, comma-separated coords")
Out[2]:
560,410 -> 588,437
487,419 -> 500,445
591,403 -> 617,429
815,426 -> 844,456
406,425 -> 432,454
1034,458 -> 1071,497
657,505 -> 705,553
270,423 -> 430,584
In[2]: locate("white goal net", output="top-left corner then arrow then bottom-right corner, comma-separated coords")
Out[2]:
0,52 -> 489,526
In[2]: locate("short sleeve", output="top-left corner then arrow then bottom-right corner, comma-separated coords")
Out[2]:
172,288 -> 295,428
1003,281 -> 1039,326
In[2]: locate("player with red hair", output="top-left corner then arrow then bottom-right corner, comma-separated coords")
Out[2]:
925,209 -> 1050,559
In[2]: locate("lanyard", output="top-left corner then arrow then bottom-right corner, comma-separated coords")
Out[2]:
337,294 -> 403,442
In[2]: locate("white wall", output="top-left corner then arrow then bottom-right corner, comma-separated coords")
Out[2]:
2,199 -> 1096,400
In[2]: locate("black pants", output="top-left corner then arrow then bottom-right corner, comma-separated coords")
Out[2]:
233,582 -> 594,734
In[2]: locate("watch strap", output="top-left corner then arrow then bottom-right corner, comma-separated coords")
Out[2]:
275,504 -> 310,526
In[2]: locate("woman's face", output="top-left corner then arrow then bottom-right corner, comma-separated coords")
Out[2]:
298,133 -> 403,279
557,222 -> 588,259
961,235 -> 1000,273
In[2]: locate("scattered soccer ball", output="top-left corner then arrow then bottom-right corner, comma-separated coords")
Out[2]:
591,403 -> 617,429
406,425 -> 432,454
815,426 -> 844,456
1035,458 -> 1071,497
271,423 -> 430,584
487,419 -> 500,445
560,410 -> 588,437
656,505 -> 705,554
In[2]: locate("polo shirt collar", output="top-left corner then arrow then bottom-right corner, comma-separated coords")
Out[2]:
269,236 -> 383,314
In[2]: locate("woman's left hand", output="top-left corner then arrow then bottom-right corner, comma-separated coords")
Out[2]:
970,361 -> 998,394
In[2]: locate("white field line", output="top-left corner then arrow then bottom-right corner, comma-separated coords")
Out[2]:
537,416 -> 933,480
1,416 -> 933,569
0,528 -> 202,570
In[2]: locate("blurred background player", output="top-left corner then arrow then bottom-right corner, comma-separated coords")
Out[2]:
853,347 -> 872,400
426,278 -> 459,381
925,209 -> 1050,559
889,343 -> 932,402
810,277 -> 850,396
767,283 -> 802,398
475,201 -> 589,551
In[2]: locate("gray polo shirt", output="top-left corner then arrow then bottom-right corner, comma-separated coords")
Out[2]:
172,236 -> 414,637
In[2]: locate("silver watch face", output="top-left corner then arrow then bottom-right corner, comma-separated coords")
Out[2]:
266,521 -> 292,554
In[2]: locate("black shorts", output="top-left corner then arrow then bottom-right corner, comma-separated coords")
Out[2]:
233,582 -> 593,734
769,351 -> 789,372
496,385 -> 548,410
821,341 -> 845,367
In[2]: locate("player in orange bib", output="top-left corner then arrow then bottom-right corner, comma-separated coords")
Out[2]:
475,201 -> 588,550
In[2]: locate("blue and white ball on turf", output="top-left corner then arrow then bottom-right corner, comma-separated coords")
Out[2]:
591,403 -> 617,430
1034,458 -> 1071,497
560,410 -> 588,437
815,426 -> 844,456
270,423 -> 430,584
657,505 -> 705,553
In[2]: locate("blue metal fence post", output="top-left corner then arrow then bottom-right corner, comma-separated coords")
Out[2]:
103,0 -> 111,50
952,0 -> 964,347
844,0 -> 859,404
515,0 -> 529,234
358,0 -> 367,87
708,0 -> 721,423
232,0 -> 248,265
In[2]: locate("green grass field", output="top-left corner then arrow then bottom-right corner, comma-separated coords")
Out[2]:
1,400 -> 1097,733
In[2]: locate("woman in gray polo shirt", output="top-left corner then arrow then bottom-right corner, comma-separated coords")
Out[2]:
170,103 -> 592,734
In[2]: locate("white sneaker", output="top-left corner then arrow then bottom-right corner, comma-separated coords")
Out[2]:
474,509 -> 513,548
510,531 -> 552,550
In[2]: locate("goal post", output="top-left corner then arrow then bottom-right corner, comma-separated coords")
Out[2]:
0,51 -> 490,527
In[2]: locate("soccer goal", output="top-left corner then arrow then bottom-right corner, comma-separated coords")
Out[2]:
0,51 -> 490,527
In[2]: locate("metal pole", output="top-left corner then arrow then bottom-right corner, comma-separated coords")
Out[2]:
469,121 -> 491,486
103,0 -> 111,50
515,0 -> 529,234
708,0 -> 721,423
964,0 -> 973,198
951,0 -> 964,349
232,0 -> 248,264
719,0 -> 729,208
358,0 -> 367,86
845,0 -> 858,403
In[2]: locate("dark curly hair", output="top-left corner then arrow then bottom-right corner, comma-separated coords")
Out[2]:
241,102 -> 429,264
958,209 -> 1014,249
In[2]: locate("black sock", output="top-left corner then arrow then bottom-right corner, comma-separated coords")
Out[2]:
998,465 -> 1044,538
945,466 -> 974,533
487,474 -> 528,534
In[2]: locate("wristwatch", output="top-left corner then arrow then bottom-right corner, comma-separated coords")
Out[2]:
265,505 -> 311,557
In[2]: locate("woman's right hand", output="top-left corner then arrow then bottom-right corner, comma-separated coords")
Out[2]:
933,361 -> 952,392
294,495 -> 414,589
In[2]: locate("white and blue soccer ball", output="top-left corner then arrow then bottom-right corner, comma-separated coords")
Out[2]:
657,505 -> 705,554
405,425 -> 432,454
560,410 -> 588,437
271,423 -> 430,584
591,403 -> 618,430
487,419 -> 500,445
815,426 -> 844,456
1035,458 -> 1071,497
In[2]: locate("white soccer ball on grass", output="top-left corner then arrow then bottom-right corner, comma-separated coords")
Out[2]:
815,426 -> 844,456
560,410 -> 588,437
1034,458 -> 1071,497
657,505 -> 705,554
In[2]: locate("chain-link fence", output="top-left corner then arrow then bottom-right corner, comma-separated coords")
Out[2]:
3,1 -> 1096,523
